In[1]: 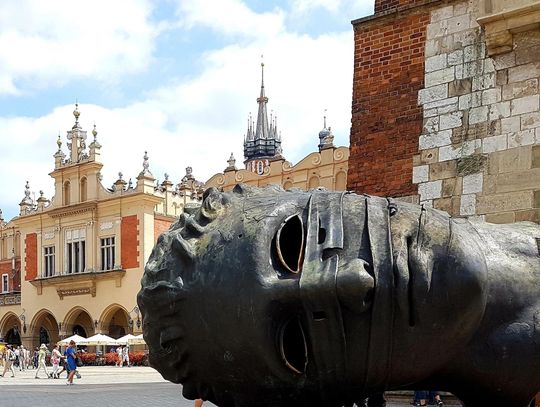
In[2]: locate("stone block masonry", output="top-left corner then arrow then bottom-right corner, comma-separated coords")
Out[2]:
412,1 -> 540,223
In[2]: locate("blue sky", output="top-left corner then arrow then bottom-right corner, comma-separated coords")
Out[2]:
0,0 -> 374,221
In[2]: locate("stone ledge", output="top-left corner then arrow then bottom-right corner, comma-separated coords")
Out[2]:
477,2 -> 540,56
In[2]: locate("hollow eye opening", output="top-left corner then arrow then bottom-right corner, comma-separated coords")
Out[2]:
279,317 -> 308,375
275,214 -> 305,273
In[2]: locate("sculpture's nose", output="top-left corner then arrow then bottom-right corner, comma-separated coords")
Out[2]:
336,258 -> 375,314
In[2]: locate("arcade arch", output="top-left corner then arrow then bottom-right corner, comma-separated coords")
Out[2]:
99,304 -> 130,338
29,309 -> 59,348
0,312 -> 22,345
62,306 -> 95,339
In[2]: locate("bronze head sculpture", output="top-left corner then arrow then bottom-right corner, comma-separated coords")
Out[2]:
138,185 -> 540,407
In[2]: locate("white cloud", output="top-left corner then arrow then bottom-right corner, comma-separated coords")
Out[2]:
176,0 -> 285,39
0,0 -> 158,94
290,0 -> 374,18
0,0 -> 358,220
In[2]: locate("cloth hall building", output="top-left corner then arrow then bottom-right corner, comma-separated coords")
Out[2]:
0,105 -> 203,348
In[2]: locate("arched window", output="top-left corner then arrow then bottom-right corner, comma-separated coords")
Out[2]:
335,171 -> 347,191
80,177 -> 87,202
63,181 -> 71,206
308,176 -> 320,189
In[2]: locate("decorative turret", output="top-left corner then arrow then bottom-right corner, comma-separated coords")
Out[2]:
36,190 -> 50,210
66,103 -> 88,163
113,172 -> 127,191
89,124 -> 102,162
224,153 -> 237,172
136,151 -> 156,194
243,61 -> 284,175
54,134 -> 66,168
0,209 -> 4,226
19,181 -> 34,215
318,112 -> 335,151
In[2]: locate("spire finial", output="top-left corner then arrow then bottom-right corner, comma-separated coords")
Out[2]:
57,133 -> 62,149
261,54 -> 264,88
143,151 -> 149,172
92,123 -> 97,141
324,108 -> 327,129
0,208 -> 3,222
73,102 -> 80,123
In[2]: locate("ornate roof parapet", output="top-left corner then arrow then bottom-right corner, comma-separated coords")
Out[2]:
137,151 -> 154,180
136,152 -> 156,194
36,190 -> 50,210
161,173 -> 174,191
89,124 -> 102,163
0,209 -> 5,227
54,134 -> 66,169
177,167 -> 204,199
19,181 -> 34,215
113,172 -> 127,192
224,153 -> 237,172
66,103 -> 89,164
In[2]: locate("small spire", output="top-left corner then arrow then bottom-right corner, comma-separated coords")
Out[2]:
0,208 -> 4,222
323,108 -> 327,129
118,172 -> 123,181
138,151 -> 154,179
92,123 -> 98,141
56,133 -> 62,150
73,102 -> 80,129
261,54 -> 264,88
128,178 -> 133,189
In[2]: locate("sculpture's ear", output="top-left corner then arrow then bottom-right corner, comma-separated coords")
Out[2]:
200,187 -> 227,221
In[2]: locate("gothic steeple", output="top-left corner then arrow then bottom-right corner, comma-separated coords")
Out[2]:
243,61 -> 283,173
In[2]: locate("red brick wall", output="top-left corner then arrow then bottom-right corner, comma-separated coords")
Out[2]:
0,260 -> 21,291
154,218 -> 173,244
24,233 -> 37,281
375,0 -> 436,14
121,215 -> 139,269
348,10 -> 430,197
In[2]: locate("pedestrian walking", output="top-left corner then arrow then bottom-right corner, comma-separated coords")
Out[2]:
116,345 -> 123,367
122,345 -> 130,367
19,345 -> 27,370
50,344 -> 63,379
1,345 -> 16,377
65,340 -> 78,385
35,343 -> 50,379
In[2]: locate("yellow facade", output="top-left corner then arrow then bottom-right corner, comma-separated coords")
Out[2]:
0,106 -> 203,348
206,146 -> 349,192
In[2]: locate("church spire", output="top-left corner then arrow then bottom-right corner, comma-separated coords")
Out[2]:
243,60 -> 283,169
255,61 -> 270,140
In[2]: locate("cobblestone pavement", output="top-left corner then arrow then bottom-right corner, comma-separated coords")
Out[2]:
0,366 -> 463,407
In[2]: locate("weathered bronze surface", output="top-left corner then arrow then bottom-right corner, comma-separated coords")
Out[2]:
138,185 -> 540,407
